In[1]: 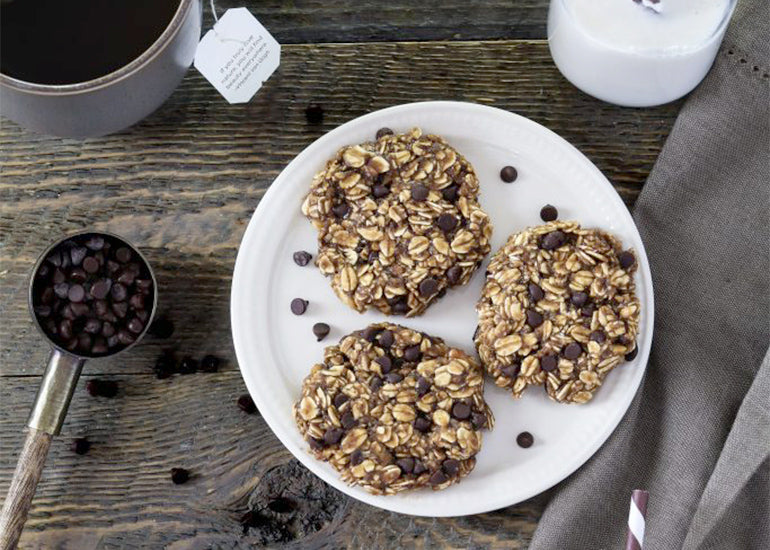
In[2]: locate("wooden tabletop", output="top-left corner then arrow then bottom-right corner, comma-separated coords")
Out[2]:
0,1 -> 680,547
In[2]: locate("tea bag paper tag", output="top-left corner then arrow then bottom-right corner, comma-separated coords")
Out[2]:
194,8 -> 280,104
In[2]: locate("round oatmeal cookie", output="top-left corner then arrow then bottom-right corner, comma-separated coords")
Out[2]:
301,128 -> 493,316
475,221 -> 641,404
294,322 -> 494,495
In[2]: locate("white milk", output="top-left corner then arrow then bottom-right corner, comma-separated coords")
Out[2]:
548,0 -> 735,107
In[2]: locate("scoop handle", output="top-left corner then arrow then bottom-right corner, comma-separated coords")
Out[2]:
0,429 -> 52,550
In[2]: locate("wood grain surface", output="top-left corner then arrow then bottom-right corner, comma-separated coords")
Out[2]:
1,36 -> 679,549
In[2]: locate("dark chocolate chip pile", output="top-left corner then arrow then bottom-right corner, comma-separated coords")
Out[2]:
32,233 -> 155,357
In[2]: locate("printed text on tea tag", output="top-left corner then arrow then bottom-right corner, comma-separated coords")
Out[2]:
194,8 -> 280,104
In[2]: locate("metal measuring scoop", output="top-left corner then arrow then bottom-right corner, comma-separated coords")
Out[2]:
0,231 -> 157,550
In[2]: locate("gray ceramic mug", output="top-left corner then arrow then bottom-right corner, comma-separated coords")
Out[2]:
0,0 -> 202,138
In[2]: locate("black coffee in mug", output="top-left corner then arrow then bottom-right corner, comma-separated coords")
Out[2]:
1,0 -> 181,85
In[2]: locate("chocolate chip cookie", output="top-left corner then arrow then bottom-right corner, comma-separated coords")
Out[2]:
475,221 -> 641,404
294,322 -> 494,495
301,128 -> 493,316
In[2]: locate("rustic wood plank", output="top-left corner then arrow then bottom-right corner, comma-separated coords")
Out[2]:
0,40 -> 680,377
211,0 -> 551,43
0,373 -> 548,548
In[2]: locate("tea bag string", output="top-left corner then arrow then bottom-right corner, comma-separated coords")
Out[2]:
210,0 -> 219,24
208,0 -> 247,44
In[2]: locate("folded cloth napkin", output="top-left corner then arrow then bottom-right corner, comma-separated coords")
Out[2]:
529,1 -> 770,549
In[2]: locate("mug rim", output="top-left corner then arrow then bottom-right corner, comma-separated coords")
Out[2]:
0,0 -> 195,97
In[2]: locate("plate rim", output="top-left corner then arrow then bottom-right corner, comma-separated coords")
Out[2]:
231,100 -> 655,517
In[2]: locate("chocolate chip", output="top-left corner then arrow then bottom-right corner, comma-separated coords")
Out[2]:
500,165 -> 518,183
541,354 -> 558,372
516,431 -> 534,448
333,394 -> 349,409
391,299 -> 409,314
313,323 -> 330,341
77,333 -> 92,354
413,416 -> 431,433
101,322 -> 115,337
374,355 -> 392,374
305,103 -> 323,124
370,376 -> 383,392
501,363 -> 521,378
396,457 -> 415,474
416,376 -> 431,397
437,213 -> 457,232
418,278 -> 439,297
80,256 -> 99,275
112,301 -> 128,318
340,411 -> 357,430
127,317 -> 144,334
377,329 -> 394,348
451,402 -> 471,420
581,304 -> 595,318
86,379 -> 118,398
290,298 -> 308,315
376,127 -> 393,139
307,437 -> 324,451
71,437 -> 91,455
293,250 -> 312,266
362,326 -> 381,343
385,372 -> 403,384
563,342 -> 582,360
90,279 -> 111,299
471,412 -> 488,430
442,459 -> 460,477
372,184 -> 390,198
52,268 -> 66,284
58,319 -> 73,340
70,302 -> 90,318
91,337 -> 108,355
442,184 -> 459,202
540,204 -> 558,222
619,250 -> 636,269
429,470 -> 448,485
446,265 -> 463,285
570,292 -> 588,307
237,394 -> 257,414
111,283 -> 127,302
54,282 -> 70,299
200,355 -> 220,372
323,428 -> 344,446
83,318 -> 102,335
625,346 -> 638,361
411,183 -> 429,201
526,309 -> 544,328
106,260 -> 120,274
85,236 -> 105,251
148,317 -> 174,338
171,468 -> 190,485
404,345 -> 422,363
69,268 -> 87,284
331,203 -> 349,218
590,330 -> 606,343
34,305 -> 51,318
540,230 -> 566,250
410,460 -> 426,476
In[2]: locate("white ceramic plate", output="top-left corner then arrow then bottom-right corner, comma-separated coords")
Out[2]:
231,101 -> 654,517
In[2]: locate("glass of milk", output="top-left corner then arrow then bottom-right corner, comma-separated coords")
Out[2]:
548,0 -> 736,107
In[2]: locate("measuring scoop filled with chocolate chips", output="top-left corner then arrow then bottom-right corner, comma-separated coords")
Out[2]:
0,232 -> 157,549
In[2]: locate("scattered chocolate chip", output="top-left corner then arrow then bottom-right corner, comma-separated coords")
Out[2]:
413,416 -> 432,433
362,326 -> 381,343
625,346 -> 638,361
416,376 -> 431,397
369,376 -> 383,392
516,431 -> 534,448
391,299 -> 409,314
471,412 -> 488,430
377,329 -> 394,348
451,402 -> 471,420
178,356 -> 198,374
290,298 -> 308,315
238,394 -> 257,414
540,204 -> 558,222
153,352 -> 176,379
375,355 -> 392,374
350,449 -> 364,465
442,459 -> 460,477
305,103 -> 324,124
372,184 -> 390,198
527,283 -> 544,302
589,330 -> 606,343
540,230 -> 566,250
418,278 -> 439,297
404,345 -> 422,363
267,497 -> 296,514
541,354 -> 558,372
331,203 -> 349,218
200,354 -> 220,372
501,363 -> 521,378
323,428 -> 344,446
442,184 -> 459,202
313,323 -> 330,341
563,342 -> 582,360
526,309 -> 544,328
147,317 -> 173,338
308,437 -> 324,451
71,437 -> 91,455
86,379 -> 118,398
619,250 -> 636,269
340,411 -> 357,430
411,183 -> 429,201
570,292 -> 589,307
385,372 -> 403,384
437,213 -> 457,232
292,250 -> 312,266
333,394 -> 349,409
446,265 -> 463,285
375,127 -> 393,139
581,304 -> 595,318
500,165 -> 518,183
429,470 -> 448,485
396,457 -> 415,474
171,468 -> 190,485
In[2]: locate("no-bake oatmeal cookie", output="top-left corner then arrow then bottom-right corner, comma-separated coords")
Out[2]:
475,221 -> 641,404
301,128 -> 492,316
294,322 -> 494,495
